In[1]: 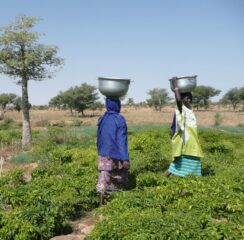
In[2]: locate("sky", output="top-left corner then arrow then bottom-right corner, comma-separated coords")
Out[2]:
0,0 -> 244,105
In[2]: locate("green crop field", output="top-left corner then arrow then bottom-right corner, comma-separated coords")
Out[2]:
0,125 -> 244,239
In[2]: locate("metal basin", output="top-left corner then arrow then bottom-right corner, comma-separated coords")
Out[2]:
98,77 -> 131,98
169,75 -> 197,93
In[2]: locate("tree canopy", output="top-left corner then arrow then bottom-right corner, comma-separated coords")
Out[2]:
0,14 -> 64,82
49,83 -> 99,115
0,93 -> 19,110
192,85 -> 221,110
220,87 -> 244,110
147,88 -> 171,111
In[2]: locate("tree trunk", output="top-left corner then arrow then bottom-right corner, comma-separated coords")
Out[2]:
22,78 -> 32,149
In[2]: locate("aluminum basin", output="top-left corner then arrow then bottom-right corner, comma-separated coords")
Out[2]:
169,75 -> 197,93
98,77 -> 131,98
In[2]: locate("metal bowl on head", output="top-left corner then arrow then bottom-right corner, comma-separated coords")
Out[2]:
169,75 -> 197,93
98,77 -> 131,98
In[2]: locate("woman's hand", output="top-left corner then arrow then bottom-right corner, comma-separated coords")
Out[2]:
171,76 -> 182,112
171,77 -> 178,89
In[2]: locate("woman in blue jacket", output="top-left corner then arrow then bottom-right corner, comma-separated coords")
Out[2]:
96,97 -> 129,206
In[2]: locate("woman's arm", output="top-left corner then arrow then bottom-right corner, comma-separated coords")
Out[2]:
117,117 -> 129,161
171,77 -> 183,113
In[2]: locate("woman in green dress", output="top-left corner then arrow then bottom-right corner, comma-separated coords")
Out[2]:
166,77 -> 204,177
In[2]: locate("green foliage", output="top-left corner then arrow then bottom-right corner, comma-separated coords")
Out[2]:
90,176 -> 244,239
0,93 -> 20,111
0,14 -> 64,82
220,87 -> 243,110
89,129 -> 244,239
11,151 -> 43,164
0,130 -> 21,144
0,117 -> 15,130
126,97 -> 134,106
214,112 -> 223,127
0,146 -> 98,239
49,83 -> 99,115
2,117 -> 14,125
129,129 -> 171,175
192,85 -> 221,110
0,14 -> 64,147
1,127 -> 244,239
239,87 -> 244,102
147,88 -> 171,111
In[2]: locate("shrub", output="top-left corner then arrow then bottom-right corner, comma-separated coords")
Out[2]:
214,112 -> 223,127
0,146 -> 98,240
0,130 -> 21,145
11,151 -> 43,164
129,130 -> 171,175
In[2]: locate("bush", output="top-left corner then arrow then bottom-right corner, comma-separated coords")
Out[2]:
0,146 -> 99,240
11,151 -> 43,164
214,112 -> 223,127
89,129 -> 244,239
0,130 -> 21,145
1,127 -> 244,239
129,129 -> 171,175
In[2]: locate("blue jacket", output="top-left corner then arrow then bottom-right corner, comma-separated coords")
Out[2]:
97,98 -> 129,161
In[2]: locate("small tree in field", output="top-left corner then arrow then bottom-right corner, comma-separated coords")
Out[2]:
0,15 -> 64,148
126,97 -> 134,107
220,87 -> 242,110
239,87 -> 244,108
192,86 -> 221,110
147,88 -> 171,111
49,83 -> 99,115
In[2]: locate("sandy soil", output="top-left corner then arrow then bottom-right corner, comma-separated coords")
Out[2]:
5,106 -> 244,127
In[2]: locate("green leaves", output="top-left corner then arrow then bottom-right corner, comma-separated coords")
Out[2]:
147,88 -> 172,111
49,83 -> 99,115
89,129 -> 244,239
1,127 -> 244,239
0,146 -> 98,239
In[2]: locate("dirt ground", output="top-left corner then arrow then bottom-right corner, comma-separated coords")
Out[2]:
5,105 -> 244,127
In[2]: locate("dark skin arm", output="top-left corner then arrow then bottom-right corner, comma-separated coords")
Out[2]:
171,77 -> 183,113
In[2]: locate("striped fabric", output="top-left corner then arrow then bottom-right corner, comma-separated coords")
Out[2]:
168,155 -> 202,177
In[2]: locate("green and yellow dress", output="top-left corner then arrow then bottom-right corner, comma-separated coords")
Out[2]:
168,105 -> 203,177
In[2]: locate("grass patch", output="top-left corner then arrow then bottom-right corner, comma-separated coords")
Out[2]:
11,151 -> 43,164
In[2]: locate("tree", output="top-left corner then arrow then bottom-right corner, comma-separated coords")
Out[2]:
49,89 -> 76,113
147,88 -> 171,111
72,83 -> 98,115
192,86 -> 221,110
49,91 -> 69,110
90,101 -> 104,113
239,87 -> 244,103
49,83 -> 99,115
0,93 -> 20,119
220,88 -> 242,110
0,15 -> 64,148
126,97 -> 134,106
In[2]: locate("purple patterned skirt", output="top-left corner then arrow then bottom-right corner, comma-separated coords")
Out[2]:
96,156 -> 129,194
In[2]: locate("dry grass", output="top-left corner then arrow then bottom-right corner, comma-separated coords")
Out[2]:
5,106 -> 244,128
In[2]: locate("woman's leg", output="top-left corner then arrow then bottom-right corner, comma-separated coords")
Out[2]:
99,193 -> 105,206
165,171 -> 172,177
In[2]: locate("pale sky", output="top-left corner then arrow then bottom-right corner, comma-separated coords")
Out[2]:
1,0 -> 244,105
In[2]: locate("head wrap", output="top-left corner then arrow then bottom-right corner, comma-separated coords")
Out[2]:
105,98 -> 121,113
